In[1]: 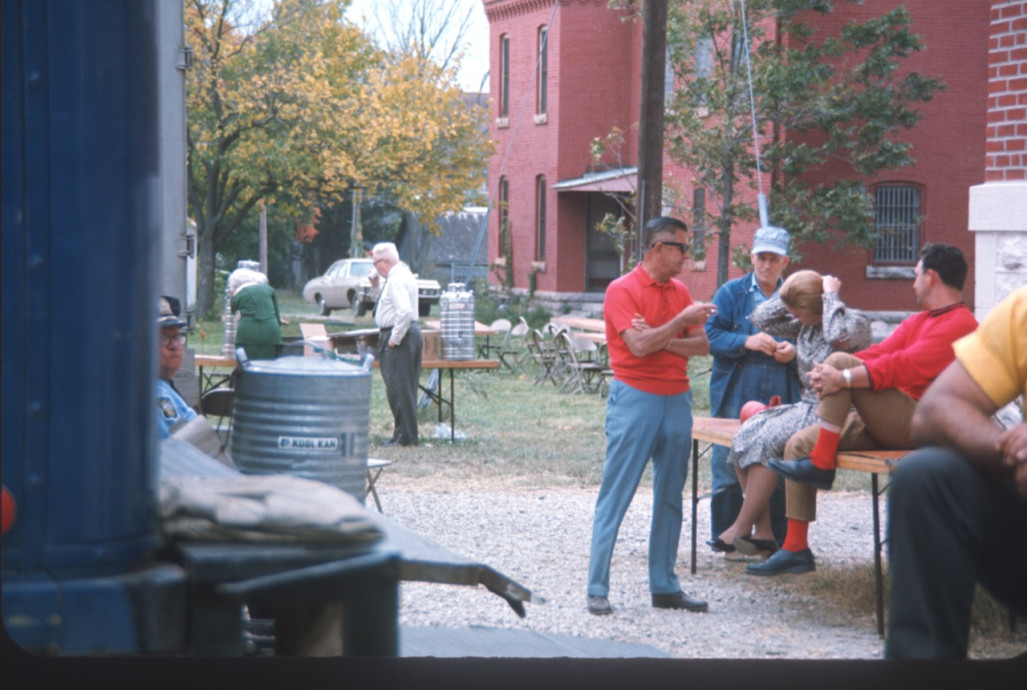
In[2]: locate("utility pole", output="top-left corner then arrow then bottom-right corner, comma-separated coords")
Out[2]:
636,0 -> 667,261
350,187 -> 363,257
259,204 -> 268,276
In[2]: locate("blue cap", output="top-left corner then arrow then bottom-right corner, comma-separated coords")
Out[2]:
158,297 -> 187,329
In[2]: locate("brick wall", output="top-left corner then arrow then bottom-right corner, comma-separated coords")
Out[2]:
968,1 -> 1027,317
486,0 -> 636,294
986,0 -> 1027,181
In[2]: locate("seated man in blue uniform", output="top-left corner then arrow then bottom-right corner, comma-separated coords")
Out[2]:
156,297 -> 196,438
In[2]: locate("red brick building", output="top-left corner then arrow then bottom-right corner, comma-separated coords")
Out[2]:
969,0 -> 1027,316
983,0 -> 1027,183
483,0 -> 992,312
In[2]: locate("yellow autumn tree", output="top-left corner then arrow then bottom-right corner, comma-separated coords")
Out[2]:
341,53 -> 490,224
185,0 -> 491,315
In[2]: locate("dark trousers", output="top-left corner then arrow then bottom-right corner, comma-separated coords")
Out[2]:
885,447 -> 1027,659
378,323 -> 422,445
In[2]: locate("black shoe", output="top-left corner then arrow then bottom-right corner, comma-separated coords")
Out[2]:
587,595 -> 613,616
767,458 -> 836,490
651,591 -> 708,613
734,535 -> 779,558
746,548 -> 815,576
706,537 -> 736,553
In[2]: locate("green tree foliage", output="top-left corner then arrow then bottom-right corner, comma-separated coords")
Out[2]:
661,0 -> 943,285
185,0 -> 491,316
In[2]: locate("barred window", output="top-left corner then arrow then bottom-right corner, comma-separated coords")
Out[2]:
537,26 -> 548,115
874,184 -> 921,264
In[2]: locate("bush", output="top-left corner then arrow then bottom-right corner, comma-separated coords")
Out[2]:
471,279 -> 551,329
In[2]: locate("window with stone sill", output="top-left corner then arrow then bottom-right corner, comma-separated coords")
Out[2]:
537,25 -> 548,116
872,183 -> 921,266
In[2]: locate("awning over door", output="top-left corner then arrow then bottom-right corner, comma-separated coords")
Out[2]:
552,167 -> 637,194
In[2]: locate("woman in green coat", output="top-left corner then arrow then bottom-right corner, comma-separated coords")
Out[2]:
229,268 -> 283,360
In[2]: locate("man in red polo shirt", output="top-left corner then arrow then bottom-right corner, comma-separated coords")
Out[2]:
586,216 -> 717,616
752,243 -> 978,576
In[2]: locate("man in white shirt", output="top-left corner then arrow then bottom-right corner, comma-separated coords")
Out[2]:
371,242 -> 422,446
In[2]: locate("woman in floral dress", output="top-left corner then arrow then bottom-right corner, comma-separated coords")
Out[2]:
709,270 -> 871,559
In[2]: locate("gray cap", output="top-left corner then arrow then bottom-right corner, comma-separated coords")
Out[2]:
751,226 -> 791,255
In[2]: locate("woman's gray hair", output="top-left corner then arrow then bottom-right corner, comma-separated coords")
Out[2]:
227,267 -> 268,296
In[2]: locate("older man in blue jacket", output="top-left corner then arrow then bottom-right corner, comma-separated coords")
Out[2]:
704,226 -> 799,549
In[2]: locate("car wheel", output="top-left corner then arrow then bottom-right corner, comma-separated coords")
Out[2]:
318,296 -> 331,317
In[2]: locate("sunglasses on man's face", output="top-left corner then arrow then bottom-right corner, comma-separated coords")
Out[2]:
653,240 -> 687,253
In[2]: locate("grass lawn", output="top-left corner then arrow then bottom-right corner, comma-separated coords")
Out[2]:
190,287 -> 871,493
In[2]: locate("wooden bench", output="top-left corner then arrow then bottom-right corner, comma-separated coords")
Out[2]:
689,416 -> 905,636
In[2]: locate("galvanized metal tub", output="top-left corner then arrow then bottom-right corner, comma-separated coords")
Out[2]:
230,354 -> 372,501
440,282 -> 475,360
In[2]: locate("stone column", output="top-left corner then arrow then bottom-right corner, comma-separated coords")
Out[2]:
968,183 -> 1027,318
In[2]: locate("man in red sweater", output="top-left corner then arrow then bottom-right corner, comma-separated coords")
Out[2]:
750,243 -> 978,576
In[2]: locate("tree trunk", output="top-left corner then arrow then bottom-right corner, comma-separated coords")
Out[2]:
195,219 -> 218,319
716,170 -> 734,288
395,211 -> 429,275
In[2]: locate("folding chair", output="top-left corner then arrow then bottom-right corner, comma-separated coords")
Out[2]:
199,387 -> 235,454
365,458 -> 391,512
541,321 -> 569,339
482,318 -> 512,360
498,317 -> 530,372
524,328 -> 561,386
554,332 -> 603,394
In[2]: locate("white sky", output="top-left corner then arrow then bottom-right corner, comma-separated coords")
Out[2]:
247,0 -> 490,93
344,0 -> 490,93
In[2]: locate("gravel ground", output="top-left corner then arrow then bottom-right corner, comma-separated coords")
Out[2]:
382,476 -> 1027,660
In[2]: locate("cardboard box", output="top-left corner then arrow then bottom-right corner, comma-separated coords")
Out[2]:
422,329 -> 441,361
